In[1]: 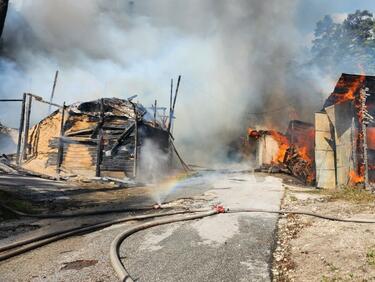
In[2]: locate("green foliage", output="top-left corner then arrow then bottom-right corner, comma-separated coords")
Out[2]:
311,10 -> 375,74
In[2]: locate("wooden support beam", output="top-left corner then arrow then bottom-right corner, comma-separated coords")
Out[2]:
26,93 -> 63,109
167,75 -> 181,134
96,132 -> 104,177
56,102 -> 67,175
0,99 -> 23,102
16,93 -> 26,165
133,114 -> 138,179
154,99 -> 157,125
22,94 -> 32,160
95,99 -> 105,177
48,70 -> 59,113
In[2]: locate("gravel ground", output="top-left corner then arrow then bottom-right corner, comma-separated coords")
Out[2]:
272,185 -> 375,281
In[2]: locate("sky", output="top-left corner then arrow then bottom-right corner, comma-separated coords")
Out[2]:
296,0 -> 375,35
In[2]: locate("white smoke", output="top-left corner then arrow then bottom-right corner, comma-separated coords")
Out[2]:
0,0 -> 326,165
138,139 -> 169,183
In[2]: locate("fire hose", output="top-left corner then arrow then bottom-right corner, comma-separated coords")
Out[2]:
1,205 -> 375,280
0,203 -> 158,218
0,208 -> 208,261
109,205 -> 375,282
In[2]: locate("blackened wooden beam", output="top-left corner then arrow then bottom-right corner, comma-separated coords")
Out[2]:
0,99 -> 23,102
109,123 -> 135,155
22,94 -> 32,160
133,116 -> 138,178
16,93 -> 26,165
95,99 -> 105,177
56,102 -> 67,175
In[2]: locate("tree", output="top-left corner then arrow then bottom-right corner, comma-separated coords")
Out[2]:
311,10 -> 375,74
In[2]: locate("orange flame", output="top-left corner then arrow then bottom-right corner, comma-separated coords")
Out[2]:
268,131 -> 289,163
349,170 -> 364,184
367,127 -> 375,150
334,74 -> 365,104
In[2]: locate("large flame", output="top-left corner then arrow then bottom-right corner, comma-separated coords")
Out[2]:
349,170 -> 364,184
333,74 -> 365,104
269,130 -> 289,163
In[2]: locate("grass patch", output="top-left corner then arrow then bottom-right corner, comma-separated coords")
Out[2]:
286,185 -> 375,204
367,247 -> 375,266
323,187 -> 375,204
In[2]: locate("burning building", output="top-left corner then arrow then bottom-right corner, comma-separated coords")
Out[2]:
315,73 -> 375,189
247,120 -> 315,184
20,97 -> 176,179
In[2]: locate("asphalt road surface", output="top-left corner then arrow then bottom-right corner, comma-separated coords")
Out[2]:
0,170 -> 284,282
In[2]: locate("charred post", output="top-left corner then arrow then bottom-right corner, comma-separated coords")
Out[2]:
22,94 -> 32,160
16,93 -> 26,165
56,102 -> 66,175
95,98 -> 105,177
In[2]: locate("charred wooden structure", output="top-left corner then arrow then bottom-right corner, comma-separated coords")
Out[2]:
22,98 -> 171,179
315,73 -> 375,189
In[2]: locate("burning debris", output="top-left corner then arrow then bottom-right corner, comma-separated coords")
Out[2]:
247,120 -> 315,184
315,73 -> 375,189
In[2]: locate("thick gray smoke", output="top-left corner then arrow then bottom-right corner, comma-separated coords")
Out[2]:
0,0 -> 328,165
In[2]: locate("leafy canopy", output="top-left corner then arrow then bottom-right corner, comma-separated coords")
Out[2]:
312,10 -> 375,74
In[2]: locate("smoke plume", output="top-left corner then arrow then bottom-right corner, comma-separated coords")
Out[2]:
0,0 -> 328,165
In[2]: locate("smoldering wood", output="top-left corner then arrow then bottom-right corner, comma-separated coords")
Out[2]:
16,93 -> 26,165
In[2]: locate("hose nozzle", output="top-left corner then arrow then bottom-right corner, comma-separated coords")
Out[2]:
213,205 -> 225,213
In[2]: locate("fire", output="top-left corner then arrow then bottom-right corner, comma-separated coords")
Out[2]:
334,74 -> 365,104
349,170 -> 364,184
367,127 -> 375,150
298,146 -> 312,165
247,128 -> 261,139
269,130 -> 289,163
